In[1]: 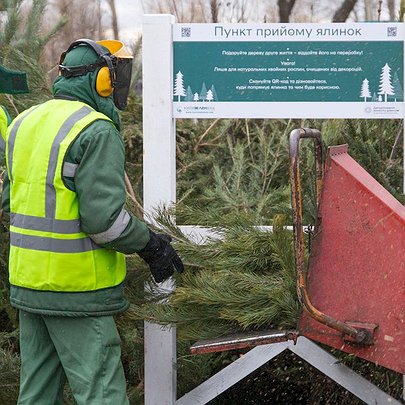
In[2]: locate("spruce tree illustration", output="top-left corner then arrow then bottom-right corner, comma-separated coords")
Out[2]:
392,71 -> 403,101
210,84 -> 218,101
378,63 -> 395,102
174,70 -> 186,101
206,89 -> 213,101
360,78 -> 371,101
185,85 -> 193,101
199,82 -> 208,101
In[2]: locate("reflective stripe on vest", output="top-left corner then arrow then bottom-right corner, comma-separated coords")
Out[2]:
6,106 -> 39,182
62,162 -> 78,177
10,232 -> 100,253
11,213 -> 81,233
6,99 -> 126,292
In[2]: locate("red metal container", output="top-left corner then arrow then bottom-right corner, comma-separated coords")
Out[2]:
299,144 -> 405,374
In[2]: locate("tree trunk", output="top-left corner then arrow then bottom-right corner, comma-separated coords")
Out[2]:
387,0 -> 396,20
401,0 -> 405,21
97,0 -> 102,40
107,0 -> 119,40
364,0 -> 373,21
210,0 -> 219,23
277,0 -> 296,23
332,0 -> 358,22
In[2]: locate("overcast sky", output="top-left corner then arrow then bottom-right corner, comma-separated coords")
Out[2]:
115,0 -> 144,42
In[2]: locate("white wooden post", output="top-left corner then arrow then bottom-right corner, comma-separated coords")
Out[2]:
143,14 -> 177,405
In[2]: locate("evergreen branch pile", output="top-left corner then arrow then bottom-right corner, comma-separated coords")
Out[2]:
122,210 -> 300,342
0,331 -> 19,404
0,0 -> 66,114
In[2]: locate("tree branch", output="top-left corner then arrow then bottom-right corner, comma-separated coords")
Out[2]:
277,0 -> 296,23
332,0 -> 358,22
210,0 -> 219,23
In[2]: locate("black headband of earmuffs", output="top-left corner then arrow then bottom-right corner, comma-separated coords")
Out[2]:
58,39 -> 117,87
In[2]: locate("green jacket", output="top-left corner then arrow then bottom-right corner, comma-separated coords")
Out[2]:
1,45 -> 150,316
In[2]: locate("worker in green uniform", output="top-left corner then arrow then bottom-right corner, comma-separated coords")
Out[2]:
1,39 -> 184,404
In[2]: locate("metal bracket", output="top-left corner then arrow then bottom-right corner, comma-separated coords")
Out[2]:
343,322 -> 378,346
190,330 -> 299,354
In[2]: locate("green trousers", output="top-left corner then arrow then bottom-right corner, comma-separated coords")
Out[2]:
18,310 -> 129,405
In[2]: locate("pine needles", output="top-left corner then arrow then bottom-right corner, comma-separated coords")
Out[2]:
122,208 -> 300,342
0,331 -> 19,404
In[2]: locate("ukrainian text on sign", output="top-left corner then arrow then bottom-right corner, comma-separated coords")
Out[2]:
172,23 -> 404,118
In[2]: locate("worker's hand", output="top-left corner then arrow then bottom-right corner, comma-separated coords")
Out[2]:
137,231 -> 184,283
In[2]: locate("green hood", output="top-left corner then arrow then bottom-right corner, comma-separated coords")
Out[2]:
52,44 -> 121,130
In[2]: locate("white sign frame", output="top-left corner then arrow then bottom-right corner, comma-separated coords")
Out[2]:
172,22 -> 405,119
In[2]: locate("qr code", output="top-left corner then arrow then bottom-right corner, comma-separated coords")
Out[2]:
181,27 -> 191,37
387,27 -> 397,37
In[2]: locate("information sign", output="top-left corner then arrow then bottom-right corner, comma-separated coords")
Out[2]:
172,23 -> 404,119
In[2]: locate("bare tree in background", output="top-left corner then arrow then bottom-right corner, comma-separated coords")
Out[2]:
145,0 -> 396,24
143,0 -> 259,23
333,0 -> 359,21
400,0 -> 405,19
106,0 -> 119,39
388,0 -> 396,19
210,0 -> 219,22
364,0 -> 374,20
43,0 -> 109,75
146,0 -> 207,22
365,0 -> 394,21
278,0 -> 297,22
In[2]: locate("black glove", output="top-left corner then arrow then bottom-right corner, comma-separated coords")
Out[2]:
138,231 -> 184,283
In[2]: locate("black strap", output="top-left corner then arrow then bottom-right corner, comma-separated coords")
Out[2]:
59,61 -> 105,78
58,39 -> 117,87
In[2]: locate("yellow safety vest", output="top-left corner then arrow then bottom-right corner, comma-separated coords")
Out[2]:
5,99 -> 126,291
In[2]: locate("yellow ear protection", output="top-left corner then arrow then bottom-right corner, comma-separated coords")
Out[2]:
58,38 -> 116,98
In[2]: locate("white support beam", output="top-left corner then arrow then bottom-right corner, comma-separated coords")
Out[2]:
175,342 -> 289,405
176,337 -> 403,405
143,14 -> 177,405
290,337 -> 403,405
143,13 -> 176,214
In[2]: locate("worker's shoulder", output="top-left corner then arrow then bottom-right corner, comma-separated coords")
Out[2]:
66,118 -> 123,163
78,118 -> 122,143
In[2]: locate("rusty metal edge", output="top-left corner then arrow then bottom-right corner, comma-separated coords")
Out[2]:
289,128 -> 371,344
190,330 -> 299,354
